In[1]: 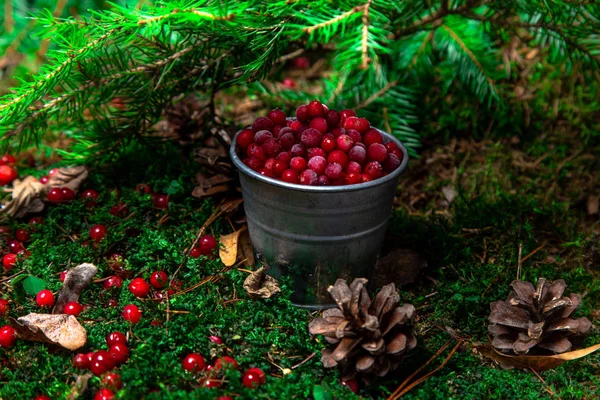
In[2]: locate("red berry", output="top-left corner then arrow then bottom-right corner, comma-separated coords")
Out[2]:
365,161 -> 383,179
300,128 -> 322,148
81,189 -> 99,202
389,147 -> 404,160
354,118 -> 371,134
282,78 -> 296,88
90,224 -> 108,242
59,270 -> 68,282
109,343 -> 129,365
0,226 -> 10,235
252,117 -> 274,132
309,117 -> 328,133
109,202 -> 129,218
103,275 -> 123,290
152,193 -> 169,209
0,165 -> 18,186
3,253 -> 17,269
90,360 -> 109,377
385,141 -> 398,151
201,378 -> 222,388
247,143 -> 266,161
34,396 -> 51,400
325,163 -> 343,179
293,56 -> 310,69
15,229 -> 30,242
276,151 -> 292,163
199,235 -> 218,255
348,145 -> 367,164
320,134 -> 336,153
209,335 -> 223,344
327,150 -> 349,168
150,271 -> 168,289
307,147 -> 326,160
244,157 -> 263,171
336,135 -> 354,152
218,397 -> 233,400
61,187 -> 77,201
291,121 -> 307,135
295,105 -> 309,123
39,176 -> 49,184
346,129 -> 362,144
367,143 -> 388,163
72,353 -> 90,369
383,153 -> 401,172
29,216 -> 44,226
267,109 -> 287,126
94,350 -> 116,369
8,239 -> 24,254
343,116 -> 358,131
347,161 -> 362,174
363,129 -> 384,146
330,127 -> 345,137
326,110 -> 341,127
36,290 -> 55,308
290,157 -> 307,172
264,158 -> 276,172
108,299 -> 119,308
290,144 -> 305,158
47,187 -> 64,203
272,160 -> 288,177
129,278 -> 150,298
135,183 -> 152,194
340,109 -> 356,119
64,301 -> 83,316
330,175 -> 347,186
122,304 -> 141,323
243,368 -> 266,388
0,325 -> 16,347
341,378 -> 359,393
190,247 -> 202,258
106,331 -> 127,346
102,373 -> 123,390
94,388 -> 115,400
280,169 -> 298,184
307,156 -> 327,175
362,173 -> 373,183
273,124 -> 282,137
182,353 -> 206,373
299,169 -> 318,186
254,130 -> 273,145
262,138 -> 282,158
279,132 -> 295,150
0,154 -> 16,165
307,100 -> 325,118
0,299 -> 9,315
236,129 -> 255,149
317,175 -> 329,186
214,356 -> 239,371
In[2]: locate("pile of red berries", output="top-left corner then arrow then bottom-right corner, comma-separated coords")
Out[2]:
235,101 -> 404,186
0,154 -> 18,187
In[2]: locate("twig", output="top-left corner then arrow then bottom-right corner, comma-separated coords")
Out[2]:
530,367 -> 559,398
516,242 -> 523,280
360,0 -> 373,70
275,48 -> 305,64
355,80 -> 399,110
521,243 -> 546,264
291,352 -> 316,369
4,0 -> 14,33
302,5 -> 365,34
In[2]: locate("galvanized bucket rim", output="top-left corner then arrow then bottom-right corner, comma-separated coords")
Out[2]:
229,123 -> 409,193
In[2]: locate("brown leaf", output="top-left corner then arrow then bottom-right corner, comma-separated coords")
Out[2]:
219,227 -> 246,267
66,373 -> 92,400
587,195 -> 599,216
476,343 -> 600,371
243,266 -> 281,299
53,263 -> 98,314
45,166 -> 88,191
192,173 -> 233,199
11,313 -> 87,351
194,147 -> 232,174
238,230 -> 255,267
0,176 -> 45,219
220,198 -> 243,213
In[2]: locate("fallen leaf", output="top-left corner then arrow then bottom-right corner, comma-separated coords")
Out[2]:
66,373 -> 92,400
243,266 -> 281,299
219,227 -> 247,267
194,147 -> 232,174
220,198 -> 243,213
238,230 -> 255,267
441,185 -> 458,204
475,343 -> 600,371
587,195 -> 599,216
192,173 -> 233,198
46,166 -> 88,191
0,176 -> 45,219
53,263 -> 98,314
11,313 -> 87,351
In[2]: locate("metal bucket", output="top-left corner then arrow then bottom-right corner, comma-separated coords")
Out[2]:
230,127 -> 409,308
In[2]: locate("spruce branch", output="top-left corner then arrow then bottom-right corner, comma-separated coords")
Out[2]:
301,5 -> 365,35
361,0 -> 373,70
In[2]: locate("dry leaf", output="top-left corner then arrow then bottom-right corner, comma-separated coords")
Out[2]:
238,230 -> 255,267
66,373 -> 92,400
243,266 -> 281,299
53,263 -> 98,314
476,343 -> 600,371
587,195 -> 599,216
0,176 -> 45,219
441,186 -> 458,204
220,198 -> 243,213
11,313 -> 87,351
219,227 -> 246,267
194,147 -> 232,174
46,166 -> 88,191
192,173 -> 233,199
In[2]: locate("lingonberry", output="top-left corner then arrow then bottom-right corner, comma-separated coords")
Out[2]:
279,132 -> 295,150
336,134 -> 354,152
276,151 -> 292,163
109,202 -> 129,218
64,301 -> 83,316
339,109 -> 356,119
282,78 -> 296,88
363,129 -> 383,146
317,175 -> 330,186
320,134 -> 336,153
61,187 -> 77,201
325,163 -> 343,179
150,270 -> 168,289
262,138 -> 282,158
326,110 -> 341,127
152,193 -> 169,209
327,150 -> 349,168
244,157 -> 263,171
129,278 -> 151,298
72,353 -> 90,369
348,145 -> 367,164
182,353 -> 206,373
307,156 -> 327,175
15,229 -> 30,242
190,247 -> 202,258
247,143 -> 266,161
307,147 -> 326,160
109,343 -> 129,365
295,105 -> 309,122
90,224 -> 108,242
309,117 -> 328,133
94,388 -> 115,400
214,356 -> 239,371
39,176 -> 49,184
0,299 -> 9,315
209,335 -> 223,344
281,169 -> 298,184
290,144 -> 305,158
107,331 -> 127,346
93,350 -> 116,370
300,128 -> 322,148
3,253 -> 17,269
254,130 -> 273,145
383,153 -> 401,172
47,187 -> 64,203
293,56 -> 310,69
272,160 -> 288,177
36,290 -> 55,308
122,304 -> 141,323
252,116 -> 274,132
347,161 -> 362,174
0,325 -> 16,347
0,165 -> 18,186
8,239 -> 24,254
330,127 -> 345,138
236,129 -> 254,149
290,157 -> 307,172
103,276 -> 123,290
346,129 -> 362,144
102,373 -> 123,390
267,109 -> 287,126
299,169 -> 318,186
341,378 -> 359,393
199,235 -> 218,255
307,100 -> 325,118
367,143 -> 388,163
90,360 -> 109,377
81,189 -> 99,202
243,368 -> 266,388
365,161 -> 383,179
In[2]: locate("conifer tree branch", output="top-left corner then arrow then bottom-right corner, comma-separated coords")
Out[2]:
361,0 -> 373,70
302,5 -> 365,34
355,80 -> 399,110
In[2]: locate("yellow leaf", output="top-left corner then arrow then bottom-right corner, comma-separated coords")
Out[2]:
219,226 -> 246,266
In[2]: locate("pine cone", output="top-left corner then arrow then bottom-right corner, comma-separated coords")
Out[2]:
488,278 -> 592,355
308,278 -> 416,381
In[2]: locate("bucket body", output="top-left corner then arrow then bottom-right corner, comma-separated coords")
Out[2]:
230,127 -> 408,307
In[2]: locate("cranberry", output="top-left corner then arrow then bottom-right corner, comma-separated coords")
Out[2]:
182,353 -> 206,373
320,134 -> 336,153
317,175 -> 330,186
107,331 -> 127,346
61,187 -> 77,201
290,157 -> 307,172
36,290 -> 55,308
199,235 -> 218,255
340,109 -> 356,119
383,153 -> 401,172
108,298 -> 119,308
367,143 -> 388,163
279,133 -> 295,150
293,56 -> 310,69
102,373 -> 123,390
281,169 -> 298,184
365,161 -> 383,179
252,116 -> 274,132
282,78 -> 296,88
150,270 -> 168,289
264,158 -> 276,172
218,397 -> 233,400
254,130 -> 272,145
247,143 -> 266,161
201,378 -> 222,388
389,147 -> 404,159
272,160 -> 288,177
29,216 -> 44,226
244,157 -> 263,171
295,105 -> 309,122
299,169 -> 318,186
209,335 -> 223,344
0,154 -> 16,165
94,350 -> 116,370
362,173 -> 373,183
330,127 -> 345,137
347,161 -> 362,174
348,145 -> 367,164
243,367 -> 266,388
109,202 -> 129,218
90,360 -> 109,377
8,239 -> 24,254
341,378 -> 359,393
336,135 -> 354,152
290,144 -> 306,158
59,270 -> 68,282
326,110 -> 341,127
2,253 -> 17,269
90,224 -> 108,242
109,343 -> 129,365
152,193 -> 169,209
72,353 -> 90,369
15,229 -> 30,242
47,187 -> 64,203
327,150 -> 349,168
309,117 -> 328,133
363,129 -> 383,146
0,325 -> 16,347
307,147 -> 326,159
122,304 -> 141,323
300,128 -> 322,148
0,165 -> 18,186
385,141 -> 398,151
64,301 -> 83,316
307,156 -> 327,175
354,118 -> 371,134
34,396 -> 51,400
190,247 -> 202,258
94,388 -> 115,400
267,109 -> 287,126
343,116 -> 358,131
276,151 -> 292,163
259,167 -> 273,177
48,168 -> 58,176
81,188 -> 99,202
307,100 -> 325,118
346,129 -> 362,143
0,299 -> 9,315
39,176 -> 49,184
292,121 -> 308,134
129,278 -> 150,298
103,275 -> 123,290
214,356 -> 239,371
262,138 -> 282,157
325,163 -> 343,179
